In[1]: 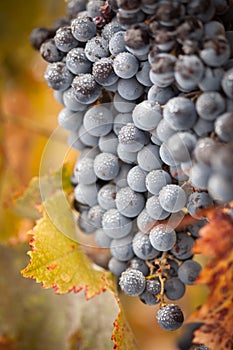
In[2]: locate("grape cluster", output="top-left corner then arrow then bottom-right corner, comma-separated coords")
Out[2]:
32,0 -> 233,333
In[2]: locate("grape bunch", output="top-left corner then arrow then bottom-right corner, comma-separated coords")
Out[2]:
31,0 -> 233,337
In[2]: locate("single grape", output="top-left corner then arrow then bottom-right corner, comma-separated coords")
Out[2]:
170,232 -> 194,260
132,100 -> 162,131
74,183 -> 99,207
66,47 -> 92,75
132,231 -> 160,260
146,169 -> 171,195
215,112 -> 233,142
187,192 -> 213,218
94,228 -> 112,248
200,36 -> 230,67
193,118 -> 214,137
189,163 -> 211,190
156,119 -> 176,143
58,108 -> 84,131
117,144 -> 138,164
113,52 -> 139,79
208,173 -> 233,202
165,277 -> 186,300
128,257 -> 150,276
150,53 -> 177,87
159,185 -> 187,213
117,77 -> 144,100
137,144 -> 162,172
40,38 -> 65,63
136,60 -> 153,87
157,304 -> 184,331
204,20 -> 225,38
63,88 -> 87,112
78,124 -> 99,147
178,260 -> 202,285
193,137 -> 218,166
109,31 -> 126,56
97,184 -> 116,210
87,205 -> 105,229
110,235 -> 134,261
127,165 -> 147,192
119,268 -> 146,296
71,16 -> 96,42
149,224 -> 176,252
87,0 -> 104,18
195,92 -> 226,121
72,74 -> 101,104
67,131 -> 85,151
83,104 -> 113,137
113,93 -> 136,113
159,143 -> 178,167
44,62 -> 73,91
74,157 -> 97,185
98,132 -> 118,155
167,132 -> 197,163
124,24 -> 150,57
92,57 -> 118,86
146,196 -> 170,221
163,97 -> 197,131
30,26 -> 55,50
147,85 -> 176,105
78,210 -> 95,234
108,257 -> 127,276
54,26 -> 78,52
136,208 -> 155,234
116,186 -> 145,218
118,123 -> 147,152
102,208 -> 132,238
139,290 -> 160,305
85,36 -> 109,62
94,152 -> 119,181
174,55 -> 204,91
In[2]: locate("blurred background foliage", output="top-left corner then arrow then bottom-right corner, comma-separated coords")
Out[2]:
0,1 -> 208,349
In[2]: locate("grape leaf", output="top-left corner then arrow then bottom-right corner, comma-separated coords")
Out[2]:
112,296 -> 139,350
0,243 -> 119,350
189,209 -> 233,350
21,190 -> 114,299
14,164 -> 73,220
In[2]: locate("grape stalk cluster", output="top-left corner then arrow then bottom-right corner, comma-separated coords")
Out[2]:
31,0 -> 233,340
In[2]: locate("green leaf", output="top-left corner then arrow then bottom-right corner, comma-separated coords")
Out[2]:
112,297 -> 139,350
14,164 -> 73,220
21,190 -> 114,299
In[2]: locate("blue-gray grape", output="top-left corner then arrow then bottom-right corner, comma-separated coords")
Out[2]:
149,224 -> 176,252
178,260 -> 202,285
119,268 -> 146,296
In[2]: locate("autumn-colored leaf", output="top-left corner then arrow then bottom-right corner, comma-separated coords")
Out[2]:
189,210 -> 233,350
21,190 -> 114,298
14,165 -> 73,220
112,296 -> 139,350
0,336 -> 15,350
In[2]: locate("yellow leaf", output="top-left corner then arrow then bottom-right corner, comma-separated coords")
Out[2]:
22,191 -> 114,299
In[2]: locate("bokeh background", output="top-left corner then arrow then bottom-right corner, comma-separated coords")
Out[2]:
0,1 -> 208,349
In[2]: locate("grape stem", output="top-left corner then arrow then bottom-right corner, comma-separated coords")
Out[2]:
146,251 -> 168,304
